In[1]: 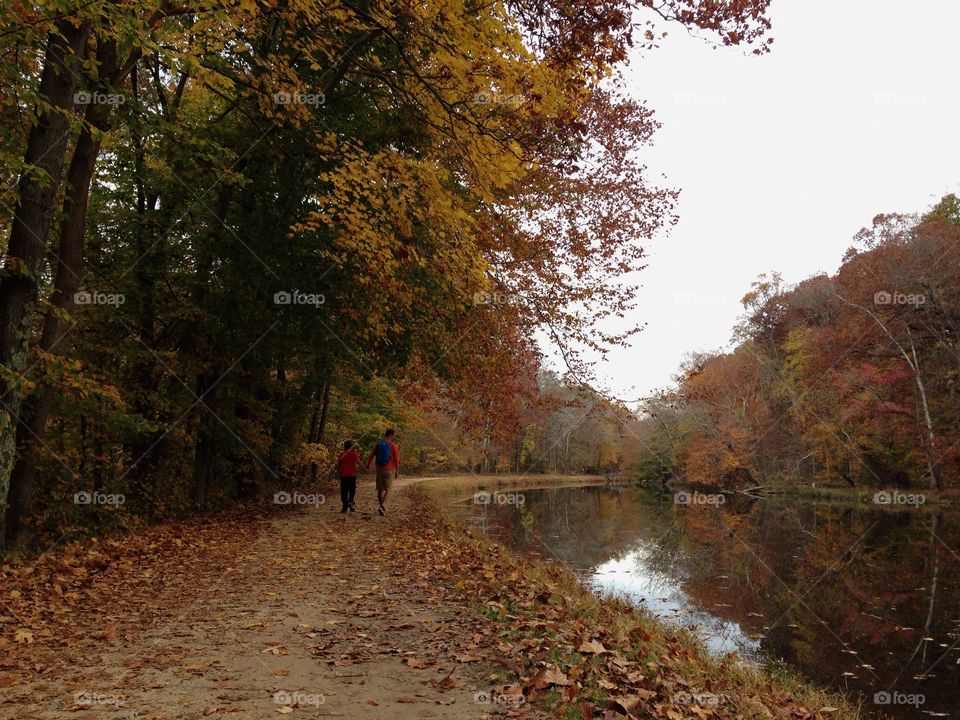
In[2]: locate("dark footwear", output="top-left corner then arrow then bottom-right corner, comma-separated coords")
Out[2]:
378,505 -> 385,515
340,507 -> 348,514
349,503 -> 356,512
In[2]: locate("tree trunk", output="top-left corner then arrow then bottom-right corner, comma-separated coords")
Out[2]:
306,389 -> 322,443
912,364 -> 940,490
190,375 -> 218,508
126,59 -> 171,502
4,42 -> 117,546
316,382 -> 332,444
0,21 -> 90,544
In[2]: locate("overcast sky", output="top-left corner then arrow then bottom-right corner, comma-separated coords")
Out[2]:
584,0 -> 960,401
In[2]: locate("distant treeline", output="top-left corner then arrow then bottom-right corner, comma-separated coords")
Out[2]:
635,196 -> 960,491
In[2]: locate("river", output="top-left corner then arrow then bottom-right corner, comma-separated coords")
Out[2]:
452,483 -> 960,719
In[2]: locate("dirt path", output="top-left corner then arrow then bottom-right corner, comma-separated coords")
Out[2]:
1,485 -> 537,720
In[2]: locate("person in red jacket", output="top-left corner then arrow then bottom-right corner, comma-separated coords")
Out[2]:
336,440 -> 361,513
365,428 -> 399,515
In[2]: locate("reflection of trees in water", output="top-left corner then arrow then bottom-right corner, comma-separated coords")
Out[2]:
463,488 -> 960,719
474,487 -> 641,566
678,500 -> 960,718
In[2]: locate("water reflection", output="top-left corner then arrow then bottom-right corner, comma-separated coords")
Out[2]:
455,485 -> 960,719
593,551 -> 762,659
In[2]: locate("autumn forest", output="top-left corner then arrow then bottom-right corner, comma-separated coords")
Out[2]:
4,0 -> 960,718
0,0 -> 776,549
637,197 -> 960,493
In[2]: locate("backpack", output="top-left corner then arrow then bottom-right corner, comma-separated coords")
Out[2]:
375,439 -> 392,466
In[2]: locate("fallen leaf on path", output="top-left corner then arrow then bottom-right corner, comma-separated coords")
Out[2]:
529,666 -> 571,690
577,639 -> 608,655
398,695 -> 415,703
607,695 -> 645,714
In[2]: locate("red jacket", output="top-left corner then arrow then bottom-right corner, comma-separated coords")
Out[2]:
337,448 -> 360,477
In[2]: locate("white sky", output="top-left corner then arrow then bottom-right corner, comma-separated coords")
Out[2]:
586,0 -> 960,401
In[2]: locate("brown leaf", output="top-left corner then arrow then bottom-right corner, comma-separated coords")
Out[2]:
529,666 -> 572,690
607,694 -> 654,715
398,695 -> 416,703
578,639 -> 608,655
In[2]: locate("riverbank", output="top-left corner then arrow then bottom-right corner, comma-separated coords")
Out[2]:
416,472 -> 960,510
422,481 -> 860,720
0,479 -> 858,719
734,482 -> 960,509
